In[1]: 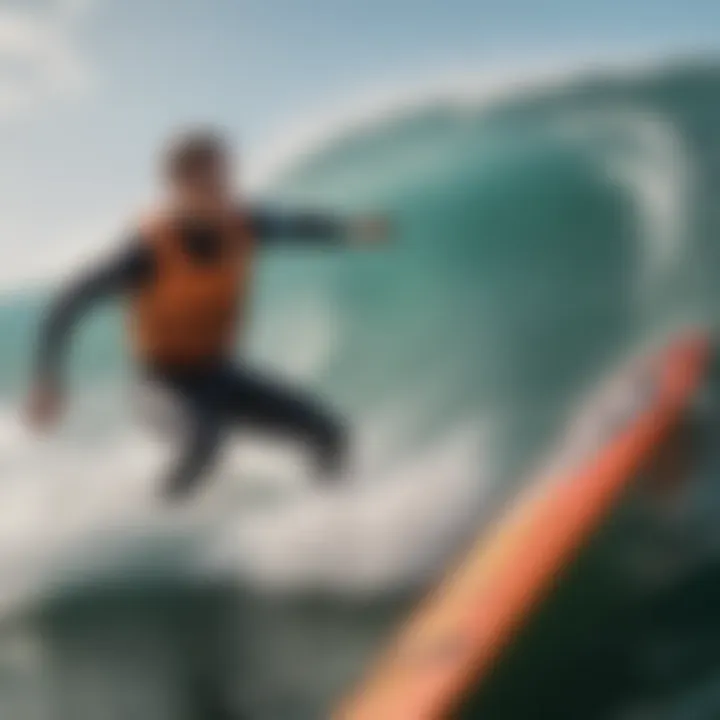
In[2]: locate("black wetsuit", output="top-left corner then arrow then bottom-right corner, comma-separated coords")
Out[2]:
35,207 -> 349,498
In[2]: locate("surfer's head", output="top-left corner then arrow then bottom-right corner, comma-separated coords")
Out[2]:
162,128 -> 235,215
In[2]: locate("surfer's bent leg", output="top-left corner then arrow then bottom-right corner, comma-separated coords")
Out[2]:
162,406 -> 224,499
142,368 -> 226,500
221,365 -> 348,479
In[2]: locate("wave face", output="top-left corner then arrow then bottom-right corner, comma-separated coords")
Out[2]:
0,59 -> 719,719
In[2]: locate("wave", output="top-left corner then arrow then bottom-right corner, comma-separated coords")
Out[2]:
2,56 -> 718,605
1,54 -> 720,719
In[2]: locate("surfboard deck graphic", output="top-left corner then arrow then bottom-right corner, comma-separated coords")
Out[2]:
336,332 -> 712,720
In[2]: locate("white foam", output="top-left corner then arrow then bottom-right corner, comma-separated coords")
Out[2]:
0,361 -> 491,609
212,420 -> 491,596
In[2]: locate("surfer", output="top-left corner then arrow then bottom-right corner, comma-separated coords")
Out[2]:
25,129 -> 389,499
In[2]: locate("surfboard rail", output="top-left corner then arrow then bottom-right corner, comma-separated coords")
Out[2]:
336,331 -> 712,720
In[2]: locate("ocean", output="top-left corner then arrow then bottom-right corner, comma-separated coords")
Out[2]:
0,57 -> 718,719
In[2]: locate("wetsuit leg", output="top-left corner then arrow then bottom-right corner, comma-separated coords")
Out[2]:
144,368 -> 226,500
145,362 -> 346,497
162,403 -> 224,499
218,365 -> 348,479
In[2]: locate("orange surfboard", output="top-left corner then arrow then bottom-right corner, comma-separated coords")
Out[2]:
337,332 -> 712,720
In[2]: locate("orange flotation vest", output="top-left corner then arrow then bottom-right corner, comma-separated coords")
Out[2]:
129,211 -> 254,367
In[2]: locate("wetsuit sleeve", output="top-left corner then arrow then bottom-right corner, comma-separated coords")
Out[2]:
248,206 -> 350,246
34,236 -> 155,386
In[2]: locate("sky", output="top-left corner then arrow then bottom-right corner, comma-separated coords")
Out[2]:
0,0 -> 718,287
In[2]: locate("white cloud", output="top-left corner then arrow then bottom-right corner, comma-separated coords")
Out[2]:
0,0 -> 96,119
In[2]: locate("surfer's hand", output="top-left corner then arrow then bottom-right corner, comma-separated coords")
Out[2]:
349,215 -> 392,245
25,380 -> 64,431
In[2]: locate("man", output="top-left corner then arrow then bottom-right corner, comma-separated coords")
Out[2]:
25,129 -> 388,499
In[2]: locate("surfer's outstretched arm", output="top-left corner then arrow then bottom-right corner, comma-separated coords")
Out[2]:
35,244 -> 149,380
250,207 -> 391,247
27,240 -> 154,429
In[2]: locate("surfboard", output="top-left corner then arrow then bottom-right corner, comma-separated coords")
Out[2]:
336,331 -> 712,720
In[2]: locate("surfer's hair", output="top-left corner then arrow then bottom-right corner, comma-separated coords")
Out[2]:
163,128 -> 229,182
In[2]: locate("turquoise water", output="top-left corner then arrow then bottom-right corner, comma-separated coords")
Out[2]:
0,59 -> 718,718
